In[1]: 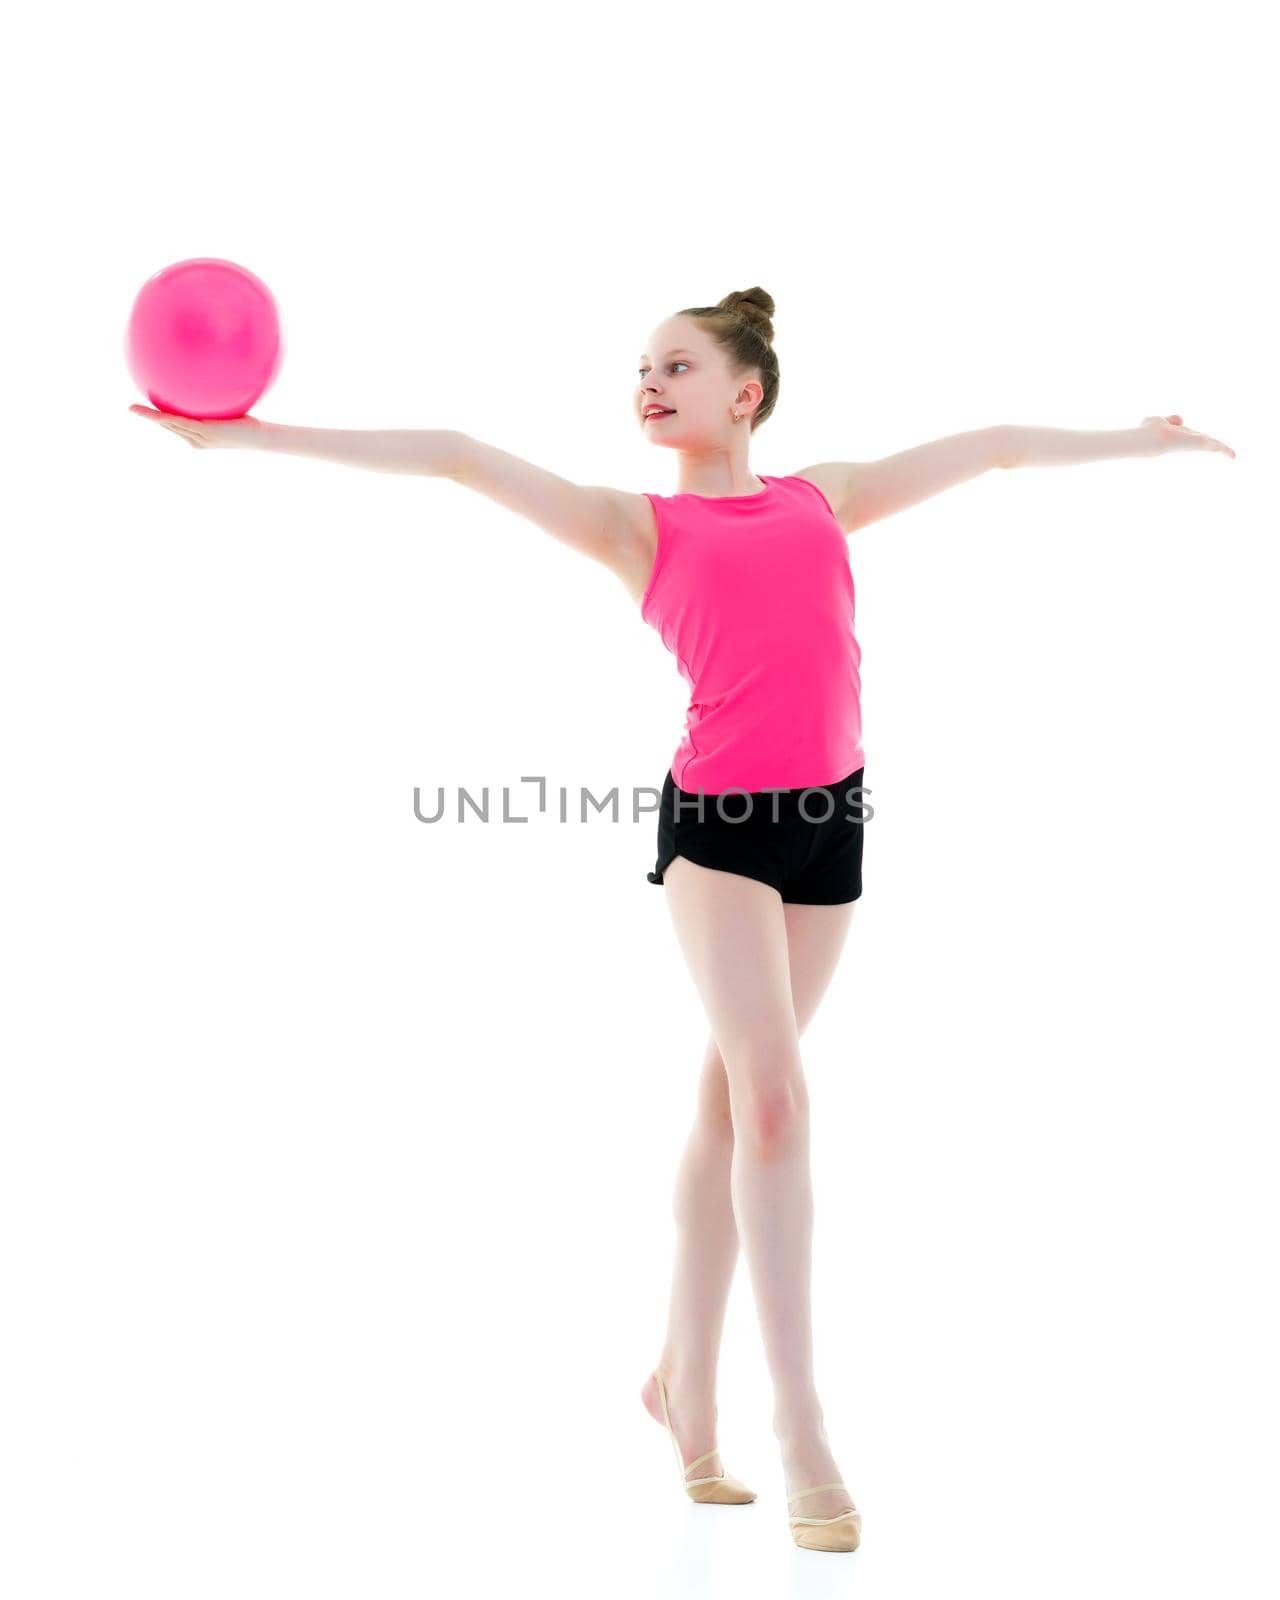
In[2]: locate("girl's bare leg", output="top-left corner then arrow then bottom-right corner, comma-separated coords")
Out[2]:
644,860 -> 858,1521
641,1038 -> 737,1482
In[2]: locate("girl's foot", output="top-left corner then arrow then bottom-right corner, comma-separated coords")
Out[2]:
640,1368 -> 721,1484
779,1430 -> 858,1522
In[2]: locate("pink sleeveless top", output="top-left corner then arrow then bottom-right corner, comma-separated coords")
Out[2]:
640,474 -> 864,794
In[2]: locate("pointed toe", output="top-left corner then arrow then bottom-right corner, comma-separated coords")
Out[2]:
685,1470 -> 757,1504
788,1481 -> 861,1551
790,1510 -> 861,1551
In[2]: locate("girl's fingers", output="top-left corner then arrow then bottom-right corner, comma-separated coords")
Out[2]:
1143,414 -> 1236,458
130,404 -> 210,447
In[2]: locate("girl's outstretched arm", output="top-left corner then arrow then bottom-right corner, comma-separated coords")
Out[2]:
129,407 -> 465,476
130,408 -> 645,591
796,414 -> 1235,536
1005,414 -> 1236,467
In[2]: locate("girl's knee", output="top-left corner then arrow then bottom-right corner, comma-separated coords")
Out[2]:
736,1083 -> 807,1147
723,1051 -> 808,1147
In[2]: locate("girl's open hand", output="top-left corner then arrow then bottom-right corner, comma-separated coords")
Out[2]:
129,404 -> 264,449
1140,414 -> 1236,459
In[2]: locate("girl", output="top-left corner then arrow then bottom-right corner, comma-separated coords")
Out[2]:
132,285 -> 1234,1553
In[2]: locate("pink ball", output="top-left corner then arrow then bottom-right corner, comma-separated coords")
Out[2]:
125,257 -> 285,420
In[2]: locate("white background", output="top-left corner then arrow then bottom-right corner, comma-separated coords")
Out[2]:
3,2 -> 1277,1595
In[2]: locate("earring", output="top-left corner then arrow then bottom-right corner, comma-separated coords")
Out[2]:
731,411 -> 740,422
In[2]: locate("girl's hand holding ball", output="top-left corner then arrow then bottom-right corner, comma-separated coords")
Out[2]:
129,404 -> 265,449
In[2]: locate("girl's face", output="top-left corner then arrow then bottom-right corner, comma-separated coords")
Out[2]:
637,319 -> 760,446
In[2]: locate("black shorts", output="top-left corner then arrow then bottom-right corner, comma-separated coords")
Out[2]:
645,766 -> 866,905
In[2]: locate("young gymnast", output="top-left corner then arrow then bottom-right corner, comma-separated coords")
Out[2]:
132,285 -> 1235,1553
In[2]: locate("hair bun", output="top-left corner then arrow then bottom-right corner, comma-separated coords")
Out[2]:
720,287 -> 775,342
